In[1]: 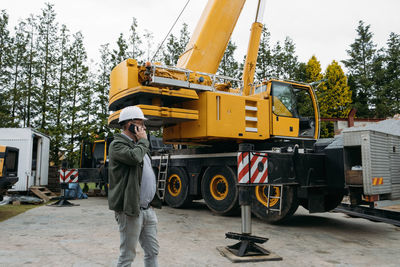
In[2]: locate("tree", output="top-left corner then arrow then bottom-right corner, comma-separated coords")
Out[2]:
270,37 -> 299,80
255,26 -> 273,81
65,32 -> 90,165
162,23 -> 190,66
0,10 -> 13,126
49,24 -> 70,165
24,14 -> 39,127
162,33 -> 179,66
305,55 -> 323,83
36,3 -> 59,130
342,21 -> 376,117
318,60 -> 352,137
178,23 -> 190,56
9,20 -> 29,126
111,33 -> 128,68
127,17 -> 144,61
374,32 -> 400,117
217,40 -> 239,78
296,56 -> 323,118
0,10 -> 12,88
93,43 -> 113,138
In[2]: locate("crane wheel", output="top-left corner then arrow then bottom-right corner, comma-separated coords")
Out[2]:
165,167 -> 192,208
252,185 -> 299,224
201,166 -> 239,215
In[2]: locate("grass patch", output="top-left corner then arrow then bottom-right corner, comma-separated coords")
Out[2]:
0,203 -> 45,222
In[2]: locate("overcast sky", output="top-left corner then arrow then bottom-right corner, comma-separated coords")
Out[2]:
2,0 -> 400,71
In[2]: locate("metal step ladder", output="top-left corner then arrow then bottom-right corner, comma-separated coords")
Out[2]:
266,185 -> 283,215
156,154 -> 169,201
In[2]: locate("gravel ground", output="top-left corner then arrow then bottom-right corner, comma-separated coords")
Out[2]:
0,197 -> 399,267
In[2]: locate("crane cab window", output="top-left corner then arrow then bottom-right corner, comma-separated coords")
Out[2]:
271,81 -> 316,137
272,82 -> 298,117
254,84 -> 267,94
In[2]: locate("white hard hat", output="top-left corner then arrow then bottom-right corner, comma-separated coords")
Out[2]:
118,106 -> 148,123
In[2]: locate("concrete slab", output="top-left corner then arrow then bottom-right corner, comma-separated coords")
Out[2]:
0,197 -> 399,266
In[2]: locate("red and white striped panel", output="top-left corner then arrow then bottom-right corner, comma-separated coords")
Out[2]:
59,169 -> 79,183
237,152 -> 268,184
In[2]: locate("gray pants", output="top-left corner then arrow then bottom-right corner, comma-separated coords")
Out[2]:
115,209 -> 159,267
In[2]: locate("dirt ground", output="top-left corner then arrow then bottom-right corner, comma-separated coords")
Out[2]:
0,197 -> 399,267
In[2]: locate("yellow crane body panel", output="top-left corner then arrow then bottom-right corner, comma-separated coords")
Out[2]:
108,105 -> 199,129
163,92 -> 270,142
109,59 -> 199,111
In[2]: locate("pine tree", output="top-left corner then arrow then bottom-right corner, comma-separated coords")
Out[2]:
270,37 -> 299,80
127,17 -> 144,61
305,55 -> 323,83
294,62 -> 307,83
163,33 -> 179,66
371,48 -> 387,117
375,32 -> 400,117
0,10 -> 13,126
143,29 -> 154,62
162,23 -> 190,66
282,37 -> 299,79
111,33 -> 128,68
319,60 -> 352,137
10,20 -> 29,126
36,3 -> 59,131
93,43 -> 112,138
66,31 -> 90,165
342,21 -> 376,117
296,56 -> 323,118
49,24 -> 70,165
178,23 -> 190,56
217,40 -> 239,78
255,27 -> 273,81
24,15 -> 39,127
0,10 -> 12,88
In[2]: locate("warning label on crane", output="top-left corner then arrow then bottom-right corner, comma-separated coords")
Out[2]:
237,152 -> 268,184
59,169 -> 79,183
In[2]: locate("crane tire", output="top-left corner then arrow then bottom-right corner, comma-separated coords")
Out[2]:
201,166 -> 239,215
165,167 -> 192,208
252,185 -> 299,224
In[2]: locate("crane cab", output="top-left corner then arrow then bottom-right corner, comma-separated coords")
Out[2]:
252,79 -> 319,140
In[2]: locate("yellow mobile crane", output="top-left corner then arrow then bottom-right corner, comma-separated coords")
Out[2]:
106,0 -> 345,223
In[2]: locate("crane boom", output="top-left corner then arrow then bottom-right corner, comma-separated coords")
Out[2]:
177,0 -> 246,74
242,0 -> 266,95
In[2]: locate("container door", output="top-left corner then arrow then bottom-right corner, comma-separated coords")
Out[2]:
40,137 -> 50,186
32,135 -> 41,185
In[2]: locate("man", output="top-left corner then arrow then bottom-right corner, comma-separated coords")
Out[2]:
108,105 -> 161,267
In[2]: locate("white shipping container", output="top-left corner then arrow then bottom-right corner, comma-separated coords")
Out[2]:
343,118 -> 400,200
0,128 -> 50,191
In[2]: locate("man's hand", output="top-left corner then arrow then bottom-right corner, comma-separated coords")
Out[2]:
136,126 -> 147,140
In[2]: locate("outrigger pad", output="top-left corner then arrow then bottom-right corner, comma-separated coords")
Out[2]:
217,246 -> 282,263
218,232 -> 282,262
47,198 -> 80,207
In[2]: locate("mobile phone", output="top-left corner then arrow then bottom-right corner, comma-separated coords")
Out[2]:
128,124 -> 138,135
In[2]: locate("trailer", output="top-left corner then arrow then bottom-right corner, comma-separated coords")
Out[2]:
342,117 -> 400,206
0,128 -> 50,191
